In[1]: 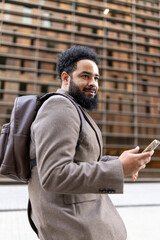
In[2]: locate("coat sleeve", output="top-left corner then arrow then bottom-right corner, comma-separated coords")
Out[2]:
31,95 -> 124,194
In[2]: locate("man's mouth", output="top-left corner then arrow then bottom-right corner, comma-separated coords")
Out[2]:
84,87 -> 97,96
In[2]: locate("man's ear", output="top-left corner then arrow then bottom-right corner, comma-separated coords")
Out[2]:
61,72 -> 70,87
61,72 -> 71,91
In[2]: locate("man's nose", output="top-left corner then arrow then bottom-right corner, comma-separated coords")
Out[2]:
88,78 -> 98,87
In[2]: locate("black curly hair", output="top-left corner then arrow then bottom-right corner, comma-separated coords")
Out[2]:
56,45 -> 99,80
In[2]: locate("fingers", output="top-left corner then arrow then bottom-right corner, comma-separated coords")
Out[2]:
132,172 -> 138,182
140,151 -> 153,165
126,147 -> 154,158
138,150 -> 154,158
135,150 -> 154,167
119,146 -> 154,178
132,159 -> 149,182
139,163 -> 146,171
127,146 -> 140,154
132,163 -> 146,182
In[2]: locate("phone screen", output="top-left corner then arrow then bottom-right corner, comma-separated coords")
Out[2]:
143,139 -> 160,152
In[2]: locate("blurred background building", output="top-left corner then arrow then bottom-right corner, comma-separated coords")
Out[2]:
0,0 -> 160,180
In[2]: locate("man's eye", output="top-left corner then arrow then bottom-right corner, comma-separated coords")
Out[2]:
95,77 -> 99,81
82,75 -> 89,79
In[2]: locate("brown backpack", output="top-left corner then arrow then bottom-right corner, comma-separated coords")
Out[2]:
0,92 -> 86,183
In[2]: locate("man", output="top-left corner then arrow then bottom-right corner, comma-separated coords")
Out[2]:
28,45 -> 153,240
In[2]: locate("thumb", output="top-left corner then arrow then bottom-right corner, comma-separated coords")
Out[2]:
128,146 -> 140,154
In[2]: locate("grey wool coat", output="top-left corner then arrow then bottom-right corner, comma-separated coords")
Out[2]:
28,89 -> 127,240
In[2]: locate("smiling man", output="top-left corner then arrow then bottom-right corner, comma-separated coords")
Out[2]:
28,45 -> 153,240
63,59 -> 99,110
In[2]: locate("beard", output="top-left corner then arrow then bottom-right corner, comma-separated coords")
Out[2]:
68,79 -> 98,110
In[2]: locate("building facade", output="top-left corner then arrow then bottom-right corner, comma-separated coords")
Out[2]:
0,0 -> 160,179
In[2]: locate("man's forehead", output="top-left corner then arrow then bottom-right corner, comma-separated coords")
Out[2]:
77,59 -> 97,65
76,59 -> 99,72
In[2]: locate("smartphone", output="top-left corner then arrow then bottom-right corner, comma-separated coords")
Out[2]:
142,139 -> 160,152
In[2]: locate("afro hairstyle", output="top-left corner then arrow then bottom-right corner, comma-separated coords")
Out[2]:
56,45 -> 99,80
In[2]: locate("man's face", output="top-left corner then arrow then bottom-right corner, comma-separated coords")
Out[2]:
68,59 -> 99,110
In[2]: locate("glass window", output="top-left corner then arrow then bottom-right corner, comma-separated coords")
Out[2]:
23,7 -> 32,24
43,12 -> 52,27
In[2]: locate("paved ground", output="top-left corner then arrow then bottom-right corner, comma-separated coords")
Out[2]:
0,182 -> 160,240
110,183 -> 160,240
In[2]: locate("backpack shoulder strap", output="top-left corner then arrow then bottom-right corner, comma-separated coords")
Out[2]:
40,92 -> 86,145
27,200 -> 39,238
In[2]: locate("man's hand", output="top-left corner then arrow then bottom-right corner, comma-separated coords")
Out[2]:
119,146 -> 154,178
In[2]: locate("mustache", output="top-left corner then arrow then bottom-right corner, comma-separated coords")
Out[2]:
83,87 -> 97,93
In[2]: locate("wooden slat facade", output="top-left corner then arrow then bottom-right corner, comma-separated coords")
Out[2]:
0,0 -> 160,181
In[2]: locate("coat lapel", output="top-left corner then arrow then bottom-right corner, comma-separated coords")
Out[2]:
79,106 -> 103,161
56,89 -> 103,160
